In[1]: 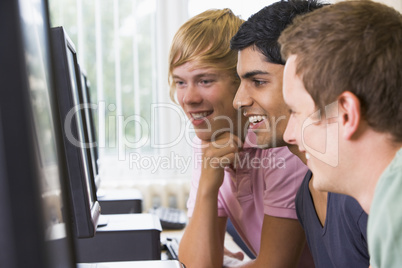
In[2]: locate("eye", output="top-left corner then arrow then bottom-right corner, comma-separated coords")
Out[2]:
253,79 -> 266,87
199,79 -> 214,86
175,80 -> 186,88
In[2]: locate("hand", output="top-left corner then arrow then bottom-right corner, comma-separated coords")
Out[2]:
199,132 -> 242,193
223,247 -> 245,268
224,247 -> 245,261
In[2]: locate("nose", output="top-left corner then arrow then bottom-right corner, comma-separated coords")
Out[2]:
182,83 -> 202,105
233,82 -> 252,110
283,116 -> 297,145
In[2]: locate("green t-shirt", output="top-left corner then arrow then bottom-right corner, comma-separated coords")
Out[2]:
368,148 -> 402,268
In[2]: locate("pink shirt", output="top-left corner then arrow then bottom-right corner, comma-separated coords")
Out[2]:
187,134 -> 307,255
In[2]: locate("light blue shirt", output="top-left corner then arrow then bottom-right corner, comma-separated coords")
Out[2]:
368,148 -> 402,268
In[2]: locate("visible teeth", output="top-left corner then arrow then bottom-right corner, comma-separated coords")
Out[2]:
191,112 -> 210,120
248,115 -> 267,124
305,153 -> 310,160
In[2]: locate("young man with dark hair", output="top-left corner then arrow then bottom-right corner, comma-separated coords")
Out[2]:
231,0 -> 370,266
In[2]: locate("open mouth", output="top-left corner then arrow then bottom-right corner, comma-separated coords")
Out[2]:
248,115 -> 267,128
190,111 -> 213,120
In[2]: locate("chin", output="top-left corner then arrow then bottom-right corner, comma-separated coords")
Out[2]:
195,132 -> 211,141
249,135 -> 267,148
256,136 -> 286,149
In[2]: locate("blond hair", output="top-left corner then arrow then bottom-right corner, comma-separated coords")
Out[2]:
168,8 -> 244,101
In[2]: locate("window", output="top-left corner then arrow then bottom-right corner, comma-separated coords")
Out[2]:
48,0 -> 276,183
189,0 -> 272,19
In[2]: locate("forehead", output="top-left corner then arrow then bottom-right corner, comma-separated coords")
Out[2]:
237,47 -> 265,67
283,56 -> 301,102
172,61 -> 219,77
237,46 -> 284,77
283,55 -> 316,110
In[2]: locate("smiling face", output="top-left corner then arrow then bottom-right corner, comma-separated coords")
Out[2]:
233,46 -> 289,148
283,55 -> 340,191
173,61 -> 243,141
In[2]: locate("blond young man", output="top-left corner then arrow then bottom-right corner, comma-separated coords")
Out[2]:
168,8 -> 309,268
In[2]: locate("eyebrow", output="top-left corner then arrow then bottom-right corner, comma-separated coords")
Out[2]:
172,72 -> 218,80
241,70 -> 270,79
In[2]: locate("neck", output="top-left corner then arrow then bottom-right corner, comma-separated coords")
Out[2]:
344,135 -> 401,214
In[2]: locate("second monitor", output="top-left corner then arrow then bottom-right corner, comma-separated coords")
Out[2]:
50,26 -> 161,263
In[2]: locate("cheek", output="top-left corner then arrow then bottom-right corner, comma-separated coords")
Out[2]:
176,91 -> 190,119
275,104 -> 291,126
303,124 -> 327,154
324,123 -> 340,166
304,123 -> 339,167
176,89 -> 183,102
176,90 -> 187,110
261,89 -> 287,115
211,89 -> 236,111
224,81 -> 239,100
292,119 -> 304,144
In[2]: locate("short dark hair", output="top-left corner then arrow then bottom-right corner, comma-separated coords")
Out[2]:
230,0 -> 326,65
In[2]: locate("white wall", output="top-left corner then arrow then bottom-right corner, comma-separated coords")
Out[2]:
334,0 -> 401,12
380,0 -> 402,12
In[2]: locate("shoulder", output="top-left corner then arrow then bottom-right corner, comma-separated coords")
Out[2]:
329,193 -> 367,221
328,193 -> 368,242
369,150 -> 402,223
373,149 -> 402,202
368,149 -> 402,261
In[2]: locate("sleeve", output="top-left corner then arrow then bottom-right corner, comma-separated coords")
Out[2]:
262,147 -> 308,219
368,165 -> 402,268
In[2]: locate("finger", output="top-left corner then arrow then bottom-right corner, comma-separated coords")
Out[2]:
210,132 -> 243,149
203,152 -> 237,169
203,145 -> 239,160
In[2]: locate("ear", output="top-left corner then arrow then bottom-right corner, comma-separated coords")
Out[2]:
338,91 -> 361,140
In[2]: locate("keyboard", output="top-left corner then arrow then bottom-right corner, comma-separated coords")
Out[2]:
149,207 -> 187,230
163,237 -> 179,260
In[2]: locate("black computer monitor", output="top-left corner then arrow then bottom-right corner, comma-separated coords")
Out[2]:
0,0 -> 76,267
79,69 -> 101,189
50,26 -> 101,239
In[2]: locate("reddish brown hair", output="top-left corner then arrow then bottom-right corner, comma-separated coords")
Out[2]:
279,0 -> 402,142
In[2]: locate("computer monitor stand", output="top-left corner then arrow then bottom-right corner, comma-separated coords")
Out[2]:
97,188 -> 143,214
75,214 -> 161,263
